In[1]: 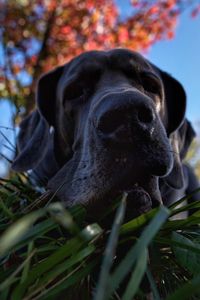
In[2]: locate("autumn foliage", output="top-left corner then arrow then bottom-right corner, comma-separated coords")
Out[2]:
0,0 -> 199,113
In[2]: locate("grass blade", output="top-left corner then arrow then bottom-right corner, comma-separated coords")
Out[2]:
20,241 -> 34,284
146,267 -> 161,300
94,193 -> 127,300
0,209 -> 45,257
11,224 -> 102,299
172,232 -> 200,275
122,247 -> 148,300
168,187 -> 200,210
20,245 -> 96,300
120,207 -> 158,235
40,258 -> 100,300
0,249 -> 36,291
47,202 -> 80,234
107,205 -> 170,298
166,274 -> 200,300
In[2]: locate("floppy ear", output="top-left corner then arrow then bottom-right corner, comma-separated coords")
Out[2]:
164,131 -> 185,189
164,119 -> 196,189
12,66 -> 64,172
12,111 -> 50,171
159,71 -> 186,135
179,120 -> 196,159
157,71 -> 186,189
37,65 -> 64,126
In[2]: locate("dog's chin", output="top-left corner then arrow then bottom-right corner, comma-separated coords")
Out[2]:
48,155 -> 163,222
85,174 -> 162,223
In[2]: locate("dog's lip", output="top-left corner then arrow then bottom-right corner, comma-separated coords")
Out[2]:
85,175 -> 162,222
119,174 -> 162,216
124,186 -> 153,214
85,178 -> 161,225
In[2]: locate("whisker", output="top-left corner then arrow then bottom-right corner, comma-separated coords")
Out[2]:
44,174 -> 85,206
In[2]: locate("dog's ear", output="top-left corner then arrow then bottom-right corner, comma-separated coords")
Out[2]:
164,131 -> 185,189
164,119 -> 196,189
37,65 -> 64,126
12,66 -> 64,172
179,120 -> 196,159
160,71 -> 186,135
156,71 -> 186,189
12,111 -> 50,171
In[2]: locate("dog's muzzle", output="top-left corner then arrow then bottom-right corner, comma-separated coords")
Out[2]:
96,94 -> 155,141
92,90 -> 173,177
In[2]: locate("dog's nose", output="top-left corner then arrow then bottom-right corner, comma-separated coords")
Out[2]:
95,91 -> 155,143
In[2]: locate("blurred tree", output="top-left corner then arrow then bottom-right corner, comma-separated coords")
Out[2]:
0,0 -> 200,116
185,128 -> 200,179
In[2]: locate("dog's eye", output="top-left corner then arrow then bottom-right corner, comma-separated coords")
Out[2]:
69,88 -> 88,102
64,83 -> 90,105
141,72 -> 161,96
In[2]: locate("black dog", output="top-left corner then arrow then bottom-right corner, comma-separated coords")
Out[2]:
12,49 -> 197,217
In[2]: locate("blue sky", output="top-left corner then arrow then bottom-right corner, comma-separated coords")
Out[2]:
116,0 -> 200,130
1,2 -> 200,127
148,12 -> 200,128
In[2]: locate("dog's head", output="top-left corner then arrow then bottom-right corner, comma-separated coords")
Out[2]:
12,49 -> 186,216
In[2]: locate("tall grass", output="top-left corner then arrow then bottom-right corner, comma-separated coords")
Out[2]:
0,174 -> 200,300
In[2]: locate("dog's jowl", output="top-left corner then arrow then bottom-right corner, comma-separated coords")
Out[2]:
12,49 -> 199,218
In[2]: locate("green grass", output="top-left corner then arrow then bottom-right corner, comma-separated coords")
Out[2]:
1,174 -> 200,300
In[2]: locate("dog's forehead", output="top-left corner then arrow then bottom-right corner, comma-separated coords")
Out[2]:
63,49 -> 153,76
108,48 -> 152,71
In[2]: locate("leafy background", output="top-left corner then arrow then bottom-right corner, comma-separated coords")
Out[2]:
0,0 -> 200,177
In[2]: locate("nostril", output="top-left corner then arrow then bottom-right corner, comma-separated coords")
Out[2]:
96,105 -> 155,136
97,111 -> 123,134
137,106 -> 154,124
